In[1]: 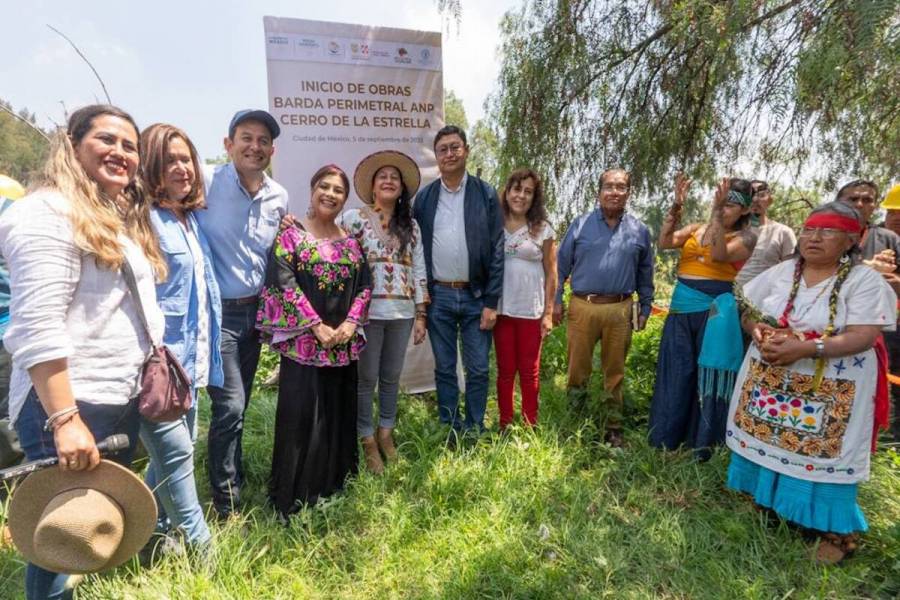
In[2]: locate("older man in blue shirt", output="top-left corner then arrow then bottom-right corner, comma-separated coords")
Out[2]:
554,168 -> 654,447
195,110 -> 288,517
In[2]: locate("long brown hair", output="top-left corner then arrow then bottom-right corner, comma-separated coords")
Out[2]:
34,104 -> 167,280
500,168 -> 549,236
140,123 -> 206,212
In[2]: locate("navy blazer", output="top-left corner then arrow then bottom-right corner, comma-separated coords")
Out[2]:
413,174 -> 505,309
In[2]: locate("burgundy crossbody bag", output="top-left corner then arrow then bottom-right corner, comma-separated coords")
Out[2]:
122,260 -> 193,422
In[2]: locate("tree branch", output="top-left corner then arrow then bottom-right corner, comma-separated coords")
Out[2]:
0,105 -> 51,143
46,24 -> 112,104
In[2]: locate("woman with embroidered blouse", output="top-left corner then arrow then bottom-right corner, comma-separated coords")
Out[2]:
341,151 -> 428,474
727,201 -> 896,564
256,164 -> 371,518
650,175 -> 757,459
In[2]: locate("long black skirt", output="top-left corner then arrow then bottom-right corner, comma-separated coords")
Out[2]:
270,358 -> 359,515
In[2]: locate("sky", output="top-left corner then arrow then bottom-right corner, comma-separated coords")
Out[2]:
1,0 -> 518,161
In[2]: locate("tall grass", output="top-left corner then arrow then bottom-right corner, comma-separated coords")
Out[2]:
1,318 -> 899,598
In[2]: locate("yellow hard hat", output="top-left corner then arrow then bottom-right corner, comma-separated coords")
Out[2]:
0,175 -> 25,200
883,184 -> 900,211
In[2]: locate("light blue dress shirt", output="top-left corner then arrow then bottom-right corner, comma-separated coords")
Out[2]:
195,163 -> 288,299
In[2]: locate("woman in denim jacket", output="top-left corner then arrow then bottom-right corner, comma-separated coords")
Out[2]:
140,123 -> 223,552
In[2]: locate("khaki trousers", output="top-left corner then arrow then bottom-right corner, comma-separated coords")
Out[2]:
566,296 -> 633,428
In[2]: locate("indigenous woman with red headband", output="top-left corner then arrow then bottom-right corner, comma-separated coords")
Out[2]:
727,201 -> 896,564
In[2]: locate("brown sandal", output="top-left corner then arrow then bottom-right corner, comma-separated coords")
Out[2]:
814,533 -> 859,565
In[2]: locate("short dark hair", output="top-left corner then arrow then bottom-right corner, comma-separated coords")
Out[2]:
836,179 -> 879,201
310,164 -> 350,200
433,125 -> 467,150
599,167 -> 631,192
750,179 -> 768,194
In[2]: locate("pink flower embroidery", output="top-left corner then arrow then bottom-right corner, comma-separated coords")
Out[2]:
340,265 -> 350,278
286,314 -> 298,327
263,295 -> 283,324
280,227 -> 301,254
317,350 -> 329,362
283,288 -> 297,302
299,248 -> 312,262
321,242 -> 342,262
296,335 -> 317,360
313,264 -> 325,276
297,297 -> 318,320
337,350 -> 349,363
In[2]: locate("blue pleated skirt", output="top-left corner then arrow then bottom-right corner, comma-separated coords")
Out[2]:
727,452 -> 868,534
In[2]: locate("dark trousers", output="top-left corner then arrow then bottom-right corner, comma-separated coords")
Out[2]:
206,302 -> 262,511
15,389 -> 139,600
886,330 -> 900,441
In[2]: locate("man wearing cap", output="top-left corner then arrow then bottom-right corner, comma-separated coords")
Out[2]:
837,179 -> 900,441
413,125 -> 504,434
195,110 -> 288,517
734,180 -> 796,287
553,168 -> 654,447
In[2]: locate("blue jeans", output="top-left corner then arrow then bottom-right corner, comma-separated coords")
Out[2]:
139,391 -> 211,545
426,286 -> 492,431
206,302 -> 261,511
15,389 -> 140,600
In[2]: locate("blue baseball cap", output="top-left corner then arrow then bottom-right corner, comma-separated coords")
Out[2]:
228,109 -> 280,140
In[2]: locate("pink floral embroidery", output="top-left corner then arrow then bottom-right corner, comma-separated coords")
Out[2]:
280,227 -> 301,254
295,335 -> 317,360
347,288 -> 372,325
263,294 -> 283,324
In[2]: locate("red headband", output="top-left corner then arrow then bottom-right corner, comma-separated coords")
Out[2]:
803,213 -> 862,234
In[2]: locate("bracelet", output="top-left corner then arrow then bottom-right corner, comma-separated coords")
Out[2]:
50,411 -> 79,433
813,338 -> 825,359
44,406 -> 79,432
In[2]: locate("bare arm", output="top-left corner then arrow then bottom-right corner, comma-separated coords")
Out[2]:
542,237 -> 558,337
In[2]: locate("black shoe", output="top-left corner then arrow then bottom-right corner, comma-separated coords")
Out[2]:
604,429 -> 624,448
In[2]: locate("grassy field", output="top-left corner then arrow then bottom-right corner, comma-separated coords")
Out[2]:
2,318 -> 900,599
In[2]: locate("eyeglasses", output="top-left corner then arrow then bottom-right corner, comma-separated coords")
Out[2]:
798,227 -> 847,240
436,143 -> 464,157
601,183 -> 628,192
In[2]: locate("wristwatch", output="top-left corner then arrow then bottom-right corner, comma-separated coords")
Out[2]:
813,338 -> 825,358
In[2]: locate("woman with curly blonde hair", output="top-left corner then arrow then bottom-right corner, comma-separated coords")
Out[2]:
0,104 -> 166,598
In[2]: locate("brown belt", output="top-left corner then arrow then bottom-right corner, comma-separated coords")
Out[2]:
434,280 -> 470,289
573,293 -> 630,305
222,295 -> 259,306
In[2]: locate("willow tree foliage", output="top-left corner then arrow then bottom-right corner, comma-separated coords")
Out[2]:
488,0 -> 899,220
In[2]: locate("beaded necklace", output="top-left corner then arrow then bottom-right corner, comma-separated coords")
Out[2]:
778,255 -> 853,389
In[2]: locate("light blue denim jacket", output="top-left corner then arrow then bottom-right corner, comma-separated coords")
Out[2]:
151,207 -> 224,388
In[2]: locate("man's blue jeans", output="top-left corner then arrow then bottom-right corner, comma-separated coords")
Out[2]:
426,286 -> 492,431
15,389 -> 140,600
206,302 -> 261,512
140,392 -> 211,546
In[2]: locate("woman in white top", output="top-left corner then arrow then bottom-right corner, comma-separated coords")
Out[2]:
0,105 -> 166,598
343,151 -> 428,474
494,168 -> 557,429
728,201 -> 896,563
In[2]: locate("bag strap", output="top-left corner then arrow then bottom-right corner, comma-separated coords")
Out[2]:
120,259 -> 157,349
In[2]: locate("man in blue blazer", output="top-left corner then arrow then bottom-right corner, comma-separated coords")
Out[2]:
413,125 -> 504,433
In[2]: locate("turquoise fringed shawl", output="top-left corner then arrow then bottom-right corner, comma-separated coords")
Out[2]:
669,281 -> 744,402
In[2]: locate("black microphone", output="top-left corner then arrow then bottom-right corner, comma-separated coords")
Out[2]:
0,434 -> 132,482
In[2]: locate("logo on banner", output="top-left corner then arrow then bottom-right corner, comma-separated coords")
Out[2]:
419,48 -> 432,65
327,41 -> 344,56
350,42 -> 370,60
267,36 -> 289,46
394,47 -> 412,64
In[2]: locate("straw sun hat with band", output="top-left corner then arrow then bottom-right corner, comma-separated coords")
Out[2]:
8,460 -> 156,574
353,150 -> 421,204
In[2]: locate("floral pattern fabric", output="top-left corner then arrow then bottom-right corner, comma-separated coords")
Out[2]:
257,225 -> 371,367
725,259 -> 896,483
340,207 -> 428,320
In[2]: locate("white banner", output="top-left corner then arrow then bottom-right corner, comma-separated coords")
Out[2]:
263,16 -> 443,214
264,17 -> 445,393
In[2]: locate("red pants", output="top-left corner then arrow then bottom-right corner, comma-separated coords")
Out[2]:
493,315 -> 543,428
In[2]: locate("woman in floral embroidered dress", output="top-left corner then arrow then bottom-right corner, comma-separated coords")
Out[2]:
256,164 -> 371,518
728,201 -> 896,563
342,150 -> 428,474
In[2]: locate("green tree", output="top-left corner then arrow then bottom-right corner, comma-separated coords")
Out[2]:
443,89 -> 469,130
0,99 -> 51,185
488,0 -> 899,223
443,90 -> 499,183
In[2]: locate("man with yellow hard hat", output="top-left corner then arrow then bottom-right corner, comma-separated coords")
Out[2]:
882,184 -> 900,237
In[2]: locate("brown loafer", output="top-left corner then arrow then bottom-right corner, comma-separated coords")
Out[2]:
604,429 -> 624,448
377,427 -> 398,461
361,436 -> 384,475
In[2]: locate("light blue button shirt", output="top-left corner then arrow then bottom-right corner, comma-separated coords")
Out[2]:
195,163 -> 288,299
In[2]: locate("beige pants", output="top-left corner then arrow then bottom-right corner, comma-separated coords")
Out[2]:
566,296 -> 633,428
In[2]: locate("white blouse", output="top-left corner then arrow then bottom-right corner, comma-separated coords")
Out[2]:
726,259 -> 896,483
498,222 -> 554,319
0,189 -> 164,423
